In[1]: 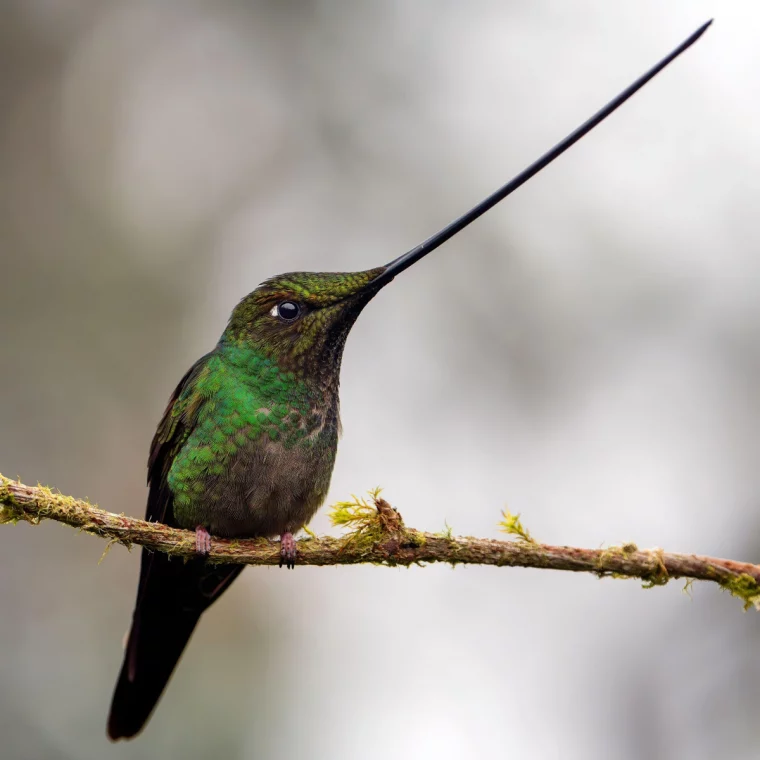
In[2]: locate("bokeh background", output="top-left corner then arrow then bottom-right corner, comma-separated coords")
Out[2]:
2,1 -> 759,758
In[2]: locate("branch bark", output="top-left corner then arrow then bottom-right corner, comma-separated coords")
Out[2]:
2,474 -> 759,609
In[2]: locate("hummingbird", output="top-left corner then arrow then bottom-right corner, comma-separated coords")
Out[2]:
107,22 -> 710,740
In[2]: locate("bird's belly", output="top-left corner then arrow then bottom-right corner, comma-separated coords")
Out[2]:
182,435 -> 337,539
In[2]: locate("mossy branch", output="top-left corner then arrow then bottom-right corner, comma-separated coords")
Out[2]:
3,474 -> 760,610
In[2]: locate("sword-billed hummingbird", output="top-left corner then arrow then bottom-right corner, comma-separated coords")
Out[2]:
107,22 -> 710,739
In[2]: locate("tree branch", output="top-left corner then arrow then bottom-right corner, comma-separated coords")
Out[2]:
2,474 -> 759,609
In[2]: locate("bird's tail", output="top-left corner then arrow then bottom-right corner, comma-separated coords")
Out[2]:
107,604 -> 201,740
107,549 -> 244,740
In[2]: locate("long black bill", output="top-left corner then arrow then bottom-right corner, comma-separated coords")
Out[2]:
370,19 -> 712,289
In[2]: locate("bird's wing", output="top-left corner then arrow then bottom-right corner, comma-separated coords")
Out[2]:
133,351 -> 217,609
145,351 -> 212,526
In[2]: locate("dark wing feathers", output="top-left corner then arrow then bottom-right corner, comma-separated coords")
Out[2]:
145,352 -> 211,526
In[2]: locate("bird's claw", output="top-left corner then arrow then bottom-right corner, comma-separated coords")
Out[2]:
279,532 -> 297,569
195,526 -> 211,556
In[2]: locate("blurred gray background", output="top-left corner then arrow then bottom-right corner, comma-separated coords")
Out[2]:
1,1 -> 759,758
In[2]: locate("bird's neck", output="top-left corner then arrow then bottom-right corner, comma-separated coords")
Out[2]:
217,341 -> 340,411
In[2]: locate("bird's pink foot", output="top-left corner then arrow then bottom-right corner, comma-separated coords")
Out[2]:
280,532 -> 297,569
195,525 -> 211,556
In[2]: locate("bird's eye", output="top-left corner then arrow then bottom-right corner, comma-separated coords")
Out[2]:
272,301 -> 301,322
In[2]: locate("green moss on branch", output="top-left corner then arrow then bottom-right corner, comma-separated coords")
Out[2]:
3,473 -> 760,612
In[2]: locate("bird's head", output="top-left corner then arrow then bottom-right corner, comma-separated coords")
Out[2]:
221,268 -> 387,380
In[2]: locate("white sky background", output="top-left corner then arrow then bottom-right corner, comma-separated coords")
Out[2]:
3,1 -> 760,759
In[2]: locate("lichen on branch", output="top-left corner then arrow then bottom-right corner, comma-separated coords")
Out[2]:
2,473 -> 760,610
